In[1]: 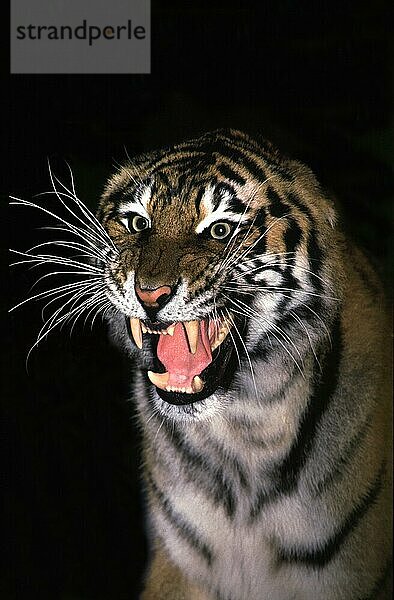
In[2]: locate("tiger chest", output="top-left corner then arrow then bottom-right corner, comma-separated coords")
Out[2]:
148,468 -> 292,600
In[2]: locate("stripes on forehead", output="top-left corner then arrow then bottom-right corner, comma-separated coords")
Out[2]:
117,180 -> 153,221
195,182 -> 248,234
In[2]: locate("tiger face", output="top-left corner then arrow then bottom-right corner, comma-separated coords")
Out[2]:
98,129 -> 338,412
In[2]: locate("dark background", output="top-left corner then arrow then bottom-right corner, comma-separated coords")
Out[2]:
3,1 -> 392,599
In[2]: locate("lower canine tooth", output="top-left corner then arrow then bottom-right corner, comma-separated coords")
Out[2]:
147,371 -> 170,390
129,318 -> 143,349
192,375 -> 204,392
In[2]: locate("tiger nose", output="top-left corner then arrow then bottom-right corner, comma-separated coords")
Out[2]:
135,284 -> 173,308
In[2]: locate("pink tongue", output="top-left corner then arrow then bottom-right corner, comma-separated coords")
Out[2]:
157,322 -> 212,388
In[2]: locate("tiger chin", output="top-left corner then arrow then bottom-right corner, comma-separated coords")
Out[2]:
97,129 -> 392,600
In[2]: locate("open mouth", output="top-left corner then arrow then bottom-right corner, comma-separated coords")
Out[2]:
127,316 -> 236,405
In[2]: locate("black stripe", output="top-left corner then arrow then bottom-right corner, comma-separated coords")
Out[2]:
250,315 -> 343,520
287,192 -> 325,291
286,191 -> 314,222
161,419 -> 237,518
214,131 -> 294,182
305,228 -> 324,291
187,264 -> 217,293
263,188 -> 324,298
277,217 -> 303,310
274,315 -> 342,492
314,416 -> 371,495
244,208 -> 269,258
215,589 -> 235,600
188,271 -> 223,300
284,218 -> 303,256
194,187 -> 205,216
212,182 -> 237,211
174,141 -> 207,153
292,297 -> 323,327
234,458 -> 250,490
151,153 -> 208,173
216,161 -> 247,186
273,310 -> 302,340
247,335 -> 272,361
117,179 -> 150,203
155,150 -> 206,164
266,187 -> 290,219
252,206 -> 269,231
174,131 -> 289,186
277,460 -> 386,567
145,470 -> 214,566
206,436 -> 250,491
156,170 -> 171,188
287,194 -> 324,290
210,140 -> 268,185
170,157 -> 214,174
228,194 -> 247,215
233,207 -> 269,267
227,150 -> 268,185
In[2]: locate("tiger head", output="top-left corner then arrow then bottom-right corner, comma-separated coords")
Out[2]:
98,129 -> 339,411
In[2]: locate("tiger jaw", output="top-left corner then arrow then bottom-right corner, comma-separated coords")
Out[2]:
129,317 -> 232,395
147,371 -> 205,395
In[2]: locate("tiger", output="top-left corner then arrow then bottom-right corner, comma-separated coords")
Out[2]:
95,129 -> 392,600
14,128 -> 391,599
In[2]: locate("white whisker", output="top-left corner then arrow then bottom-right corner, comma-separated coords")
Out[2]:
223,308 -> 258,398
18,239 -> 107,263
225,282 -> 338,302
10,197 -> 115,261
40,281 -> 104,320
226,295 -> 305,369
9,276 -> 103,313
223,294 -> 304,377
10,250 -> 103,274
290,310 -> 321,371
232,258 -> 334,290
47,160 -> 115,249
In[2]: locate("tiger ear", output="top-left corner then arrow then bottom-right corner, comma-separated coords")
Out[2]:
322,192 -> 338,229
327,205 -> 337,229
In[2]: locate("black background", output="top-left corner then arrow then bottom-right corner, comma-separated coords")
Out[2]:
3,1 -> 392,599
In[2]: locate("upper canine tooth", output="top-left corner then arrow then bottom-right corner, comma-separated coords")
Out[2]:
147,371 -> 170,390
129,318 -> 143,349
211,317 -> 232,351
183,320 -> 199,354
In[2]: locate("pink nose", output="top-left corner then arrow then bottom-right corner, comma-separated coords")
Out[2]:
135,285 -> 172,307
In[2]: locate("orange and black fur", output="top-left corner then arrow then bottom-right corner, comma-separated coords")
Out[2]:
96,130 -> 392,599
14,129 -> 392,599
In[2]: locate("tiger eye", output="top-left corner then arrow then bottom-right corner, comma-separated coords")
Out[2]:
129,214 -> 149,233
210,222 -> 232,240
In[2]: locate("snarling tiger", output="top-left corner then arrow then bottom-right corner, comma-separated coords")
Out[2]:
13,129 -> 392,599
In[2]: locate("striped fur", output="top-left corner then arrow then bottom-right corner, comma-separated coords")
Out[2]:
99,130 -> 392,599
